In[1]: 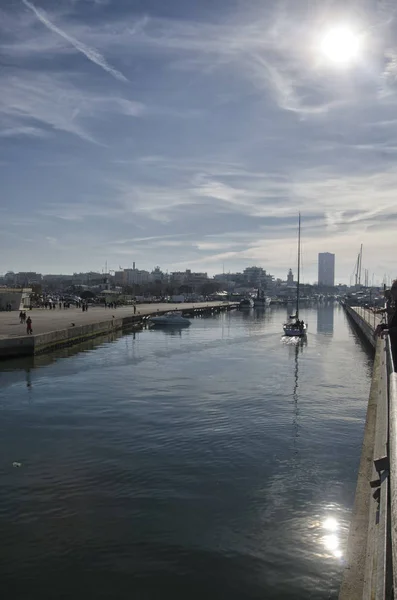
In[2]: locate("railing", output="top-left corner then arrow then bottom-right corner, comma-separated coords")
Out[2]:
352,305 -> 383,330
388,339 -> 397,598
364,335 -> 394,599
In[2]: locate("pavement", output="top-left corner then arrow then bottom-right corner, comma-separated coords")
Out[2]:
0,302 -> 231,338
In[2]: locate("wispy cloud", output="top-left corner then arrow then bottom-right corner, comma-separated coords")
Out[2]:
0,71 -> 145,142
22,0 -> 128,82
0,124 -> 49,138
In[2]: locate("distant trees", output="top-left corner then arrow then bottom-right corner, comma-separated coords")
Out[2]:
81,290 -> 96,300
200,281 -> 222,296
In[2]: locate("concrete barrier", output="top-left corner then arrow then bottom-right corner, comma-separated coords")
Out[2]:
0,315 -> 141,358
33,315 -> 139,355
0,335 -> 35,359
343,304 -> 376,349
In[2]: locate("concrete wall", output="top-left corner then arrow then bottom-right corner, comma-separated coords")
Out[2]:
0,314 -> 142,359
34,315 -> 139,354
0,291 -> 23,311
0,335 -> 34,358
343,304 -> 376,349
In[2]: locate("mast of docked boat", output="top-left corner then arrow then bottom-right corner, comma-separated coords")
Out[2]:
296,213 -> 301,320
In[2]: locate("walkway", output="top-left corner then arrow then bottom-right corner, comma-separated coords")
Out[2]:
0,302 -> 231,339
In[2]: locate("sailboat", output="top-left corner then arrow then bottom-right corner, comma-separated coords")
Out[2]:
283,214 -> 307,337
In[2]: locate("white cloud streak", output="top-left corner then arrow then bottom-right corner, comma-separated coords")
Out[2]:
22,0 -> 128,82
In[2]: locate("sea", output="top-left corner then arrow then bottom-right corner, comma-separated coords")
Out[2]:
0,304 -> 372,599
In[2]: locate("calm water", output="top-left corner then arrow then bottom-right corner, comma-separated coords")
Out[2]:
0,305 -> 372,599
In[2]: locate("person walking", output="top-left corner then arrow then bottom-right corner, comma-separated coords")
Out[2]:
26,316 -> 33,335
19,311 -> 24,324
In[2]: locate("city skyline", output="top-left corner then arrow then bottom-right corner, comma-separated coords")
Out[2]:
1,253 -> 394,287
1,1 -> 397,283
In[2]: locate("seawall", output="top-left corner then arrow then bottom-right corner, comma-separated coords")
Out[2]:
0,302 -> 237,360
339,304 -> 393,599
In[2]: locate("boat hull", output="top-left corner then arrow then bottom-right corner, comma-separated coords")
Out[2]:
283,324 -> 307,337
150,314 -> 191,326
239,299 -> 254,309
253,298 -> 271,307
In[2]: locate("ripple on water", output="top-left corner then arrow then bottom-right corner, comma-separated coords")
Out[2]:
0,307 -> 371,599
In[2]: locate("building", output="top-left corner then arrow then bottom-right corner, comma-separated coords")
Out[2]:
318,253 -> 335,287
124,268 -> 150,285
243,266 -> 267,287
114,271 -> 125,286
0,288 -> 32,310
15,272 -> 42,286
170,270 -> 208,288
151,267 -> 166,282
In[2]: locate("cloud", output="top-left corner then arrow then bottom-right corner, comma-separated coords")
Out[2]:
22,0 -> 128,82
0,124 -> 49,138
0,71 -> 145,142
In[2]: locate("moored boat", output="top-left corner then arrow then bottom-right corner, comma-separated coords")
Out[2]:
149,311 -> 191,326
239,298 -> 254,309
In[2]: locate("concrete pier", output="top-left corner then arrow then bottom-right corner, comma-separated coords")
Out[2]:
340,304 -> 394,599
0,302 -> 236,359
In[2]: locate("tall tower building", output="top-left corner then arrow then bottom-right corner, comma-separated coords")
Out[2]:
318,253 -> 335,287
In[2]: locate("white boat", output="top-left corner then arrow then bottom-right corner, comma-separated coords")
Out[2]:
239,298 -> 254,309
283,214 -> 307,337
149,311 -> 191,326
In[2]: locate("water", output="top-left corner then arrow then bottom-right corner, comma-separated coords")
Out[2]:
0,305 -> 372,599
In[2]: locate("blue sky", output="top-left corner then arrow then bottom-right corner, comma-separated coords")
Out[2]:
1,0 -> 396,283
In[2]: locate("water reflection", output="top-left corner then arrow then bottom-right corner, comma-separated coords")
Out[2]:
321,516 -> 343,559
317,304 -> 334,336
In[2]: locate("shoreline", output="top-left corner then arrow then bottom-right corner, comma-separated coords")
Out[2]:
0,302 -> 236,360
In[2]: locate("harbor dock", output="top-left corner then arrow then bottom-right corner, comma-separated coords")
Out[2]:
0,302 -> 237,359
340,304 -> 395,599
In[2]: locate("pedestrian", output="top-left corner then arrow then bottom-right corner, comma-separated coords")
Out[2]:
22,311 -> 27,323
85,303 -> 88,311
133,303 -> 136,315
26,316 -> 33,335
19,310 -> 24,324
59,302 -> 62,309
82,304 -> 85,312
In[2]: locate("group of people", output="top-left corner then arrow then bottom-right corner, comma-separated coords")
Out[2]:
19,311 -> 32,334
104,302 -> 118,309
41,301 -> 74,309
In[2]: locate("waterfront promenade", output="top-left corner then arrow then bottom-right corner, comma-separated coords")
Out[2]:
0,303 -> 228,338
0,302 -> 235,359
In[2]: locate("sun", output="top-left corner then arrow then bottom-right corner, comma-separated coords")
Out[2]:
320,26 -> 361,65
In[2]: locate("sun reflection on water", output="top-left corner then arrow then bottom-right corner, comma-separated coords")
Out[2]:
321,516 -> 343,559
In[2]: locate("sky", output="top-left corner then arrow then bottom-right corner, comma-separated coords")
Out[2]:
1,0 -> 397,284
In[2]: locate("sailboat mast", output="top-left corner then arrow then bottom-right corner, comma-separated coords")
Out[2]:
296,213 -> 301,318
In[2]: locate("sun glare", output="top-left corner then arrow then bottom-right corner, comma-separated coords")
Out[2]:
320,26 -> 360,65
